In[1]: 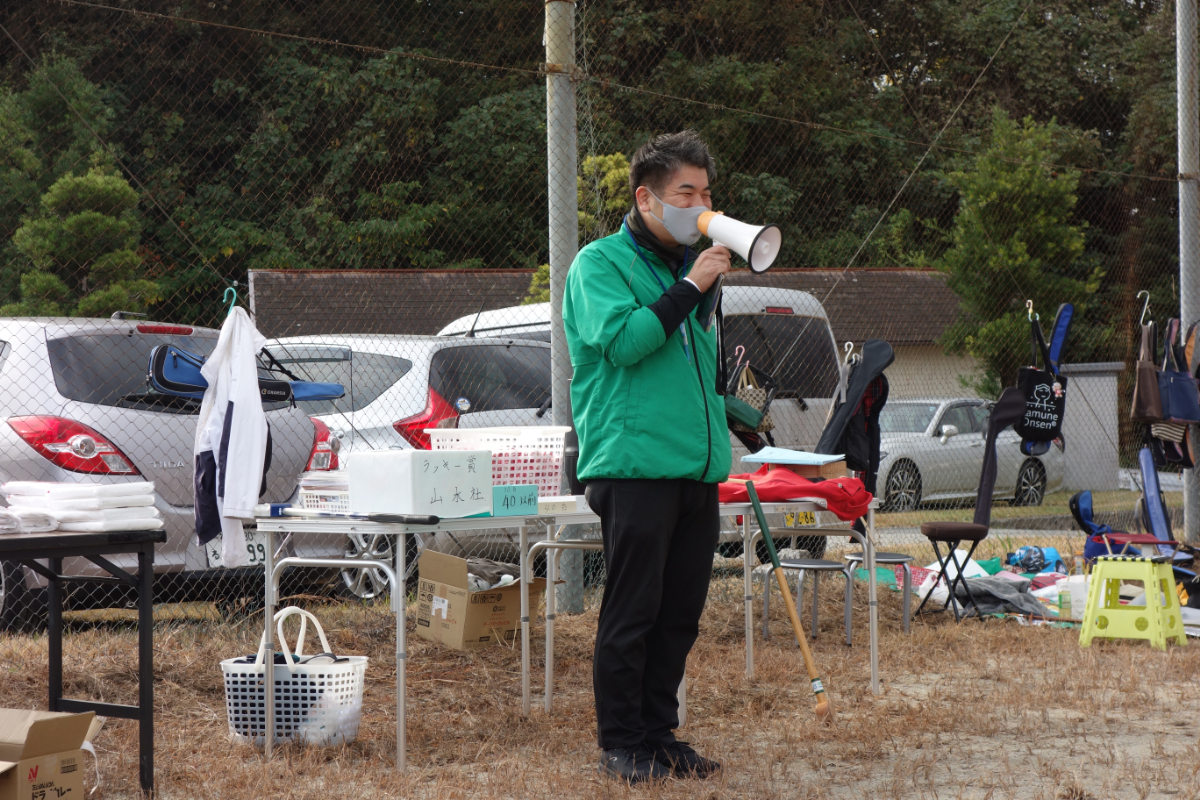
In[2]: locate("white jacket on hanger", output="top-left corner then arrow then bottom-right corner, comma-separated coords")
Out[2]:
194,307 -> 268,568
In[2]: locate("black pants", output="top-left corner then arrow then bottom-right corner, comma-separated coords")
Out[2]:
585,478 -> 720,749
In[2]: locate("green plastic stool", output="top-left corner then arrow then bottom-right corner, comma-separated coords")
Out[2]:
1079,555 -> 1186,650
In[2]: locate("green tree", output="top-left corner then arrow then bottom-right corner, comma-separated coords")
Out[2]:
578,152 -> 631,242
523,263 -> 551,305
938,110 -> 1101,395
8,161 -> 159,317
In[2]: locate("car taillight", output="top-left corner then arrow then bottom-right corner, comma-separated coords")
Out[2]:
8,416 -> 140,475
392,388 -> 458,449
306,417 -> 340,471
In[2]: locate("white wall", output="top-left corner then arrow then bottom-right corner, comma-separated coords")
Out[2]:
888,345 -> 981,399
1059,362 -> 1122,491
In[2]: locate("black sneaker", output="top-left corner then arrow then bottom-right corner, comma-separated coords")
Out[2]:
598,743 -> 672,783
649,740 -> 721,779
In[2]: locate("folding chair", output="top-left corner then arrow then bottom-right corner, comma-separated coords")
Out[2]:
914,386 -> 1026,623
1069,489 -> 1180,563
1134,446 -> 1197,581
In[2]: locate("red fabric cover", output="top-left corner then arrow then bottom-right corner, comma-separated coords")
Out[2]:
719,465 -> 873,521
1097,533 -> 1179,547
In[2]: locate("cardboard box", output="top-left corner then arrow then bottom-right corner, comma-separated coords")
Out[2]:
0,709 -> 102,800
537,495 -> 588,515
415,551 -> 545,650
770,460 -> 848,480
348,449 -> 492,518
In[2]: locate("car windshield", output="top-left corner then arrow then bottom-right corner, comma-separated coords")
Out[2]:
47,330 -> 219,414
430,344 -> 550,411
262,344 -> 413,415
878,403 -> 939,433
721,313 -> 838,398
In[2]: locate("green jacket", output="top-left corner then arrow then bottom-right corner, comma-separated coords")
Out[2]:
563,228 -> 732,483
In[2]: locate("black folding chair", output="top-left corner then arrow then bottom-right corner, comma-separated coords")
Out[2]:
913,521 -> 989,621
914,387 -> 1027,623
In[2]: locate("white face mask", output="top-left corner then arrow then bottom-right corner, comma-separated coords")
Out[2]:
646,189 -> 705,246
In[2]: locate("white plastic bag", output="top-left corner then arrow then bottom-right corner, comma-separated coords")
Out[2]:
1,481 -> 155,499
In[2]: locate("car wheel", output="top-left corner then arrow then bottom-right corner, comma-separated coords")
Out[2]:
1012,460 -> 1047,507
339,532 -> 400,600
883,461 -> 922,512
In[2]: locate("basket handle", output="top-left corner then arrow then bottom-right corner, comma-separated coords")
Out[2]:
253,606 -> 334,666
276,607 -> 334,666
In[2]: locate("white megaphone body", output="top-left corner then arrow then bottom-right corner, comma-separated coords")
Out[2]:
692,212 -> 782,331
696,211 -> 781,273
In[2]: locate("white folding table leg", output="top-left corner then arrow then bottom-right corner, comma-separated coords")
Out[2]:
544,530 -> 558,713
867,508 -> 880,695
742,515 -> 754,679
520,525 -> 531,715
263,530 -> 275,759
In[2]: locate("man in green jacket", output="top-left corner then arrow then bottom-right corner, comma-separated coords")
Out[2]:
563,130 -> 733,783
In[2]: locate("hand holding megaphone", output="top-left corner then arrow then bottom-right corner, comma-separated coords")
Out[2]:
697,211 -> 782,273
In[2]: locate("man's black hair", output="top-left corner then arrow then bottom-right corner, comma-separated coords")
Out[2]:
628,130 -> 716,198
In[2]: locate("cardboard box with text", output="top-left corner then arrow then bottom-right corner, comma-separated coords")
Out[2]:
415,551 -> 546,650
0,709 -> 102,800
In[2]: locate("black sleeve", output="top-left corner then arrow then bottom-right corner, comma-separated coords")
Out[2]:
648,280 -> 703,335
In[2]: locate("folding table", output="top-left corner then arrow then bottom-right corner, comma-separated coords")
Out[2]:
0,528 -> 165,795
255,499 -> 881,769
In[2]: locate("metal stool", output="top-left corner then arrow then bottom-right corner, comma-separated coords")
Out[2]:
762,558 -> 852,646
844,551 -> 915,635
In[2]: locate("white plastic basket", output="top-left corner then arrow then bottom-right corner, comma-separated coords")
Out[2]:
428,426 -> 570,498
221,607 -> 367,746
299,489 -> 351,514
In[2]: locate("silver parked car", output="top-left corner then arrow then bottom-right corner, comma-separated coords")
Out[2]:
877,398 -> 1065,511
0,318 -> 342,628
261,334 -> 555,590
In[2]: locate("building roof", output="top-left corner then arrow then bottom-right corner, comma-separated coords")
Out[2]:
248,267 -> 960,345
724,269 -> 961,346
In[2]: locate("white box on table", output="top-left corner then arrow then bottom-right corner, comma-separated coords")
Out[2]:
348,450 -> 492,518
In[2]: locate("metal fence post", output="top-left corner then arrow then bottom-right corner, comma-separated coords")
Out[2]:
546,0 -> 585,611
1180,0 -> 1200,544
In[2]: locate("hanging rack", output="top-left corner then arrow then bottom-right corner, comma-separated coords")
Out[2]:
1137,290 -> 1151,326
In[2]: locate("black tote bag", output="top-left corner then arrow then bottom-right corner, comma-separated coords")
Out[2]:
1013,319 -> 1067,442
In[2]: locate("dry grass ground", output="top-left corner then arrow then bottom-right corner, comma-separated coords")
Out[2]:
3,569 -> 1200,800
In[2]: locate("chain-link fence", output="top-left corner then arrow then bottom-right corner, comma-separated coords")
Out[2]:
0,0 -> 1194,749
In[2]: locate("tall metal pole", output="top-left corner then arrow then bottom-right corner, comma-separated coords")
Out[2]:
1179,0 -> 1200,544
546,0 -> 584,609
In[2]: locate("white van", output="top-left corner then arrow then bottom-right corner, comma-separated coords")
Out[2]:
438,286 -> 841,453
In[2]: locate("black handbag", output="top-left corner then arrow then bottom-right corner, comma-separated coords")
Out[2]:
1013,318 -> 1067,442
1157,318 -> 1200,425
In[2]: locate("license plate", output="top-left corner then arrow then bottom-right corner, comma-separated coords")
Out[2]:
784,511 -> 816,527
206,529 -> 269,568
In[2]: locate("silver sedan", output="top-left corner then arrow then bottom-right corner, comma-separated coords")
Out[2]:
877,398 -> 1065,512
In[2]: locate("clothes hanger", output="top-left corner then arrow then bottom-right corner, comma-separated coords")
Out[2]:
1137,290 -> 1151,326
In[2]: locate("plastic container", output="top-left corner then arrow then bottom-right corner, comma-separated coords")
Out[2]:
428,426 -> 570,498
1058,575 -> 1089,620
221,607 -> 366,746
299,489 -> 351,514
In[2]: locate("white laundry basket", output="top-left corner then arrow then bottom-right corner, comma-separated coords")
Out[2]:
428,425 -> 570,498
221,607 -> 367,746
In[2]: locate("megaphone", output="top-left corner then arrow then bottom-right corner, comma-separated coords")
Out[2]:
697,211 -> 782,273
